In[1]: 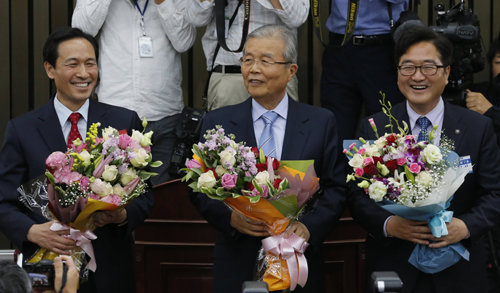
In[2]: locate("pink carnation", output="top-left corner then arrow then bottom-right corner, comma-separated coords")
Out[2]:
397,158 -> 406,166
45,151 -> 68,172
355,168 -> 364,177
88,193 -> 100,200
118,134 -> 132,149
363,157 -> 374,167
409,163 -> 421,174
221,173 -> 237,190
358,148 -> 366,155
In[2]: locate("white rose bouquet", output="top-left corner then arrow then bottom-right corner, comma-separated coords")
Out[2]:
344,97 -> 472,274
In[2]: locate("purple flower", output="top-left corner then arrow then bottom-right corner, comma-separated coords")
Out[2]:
221,173 -> 238,190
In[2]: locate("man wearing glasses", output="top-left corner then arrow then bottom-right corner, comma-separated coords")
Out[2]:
349,25 -> 500,292
192,24 -> 347,292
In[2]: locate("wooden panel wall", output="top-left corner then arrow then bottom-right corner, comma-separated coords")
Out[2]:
0,0 -> 499,248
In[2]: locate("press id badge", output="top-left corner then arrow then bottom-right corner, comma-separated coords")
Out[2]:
139,36 -> 153,58
459,155 -> 473,173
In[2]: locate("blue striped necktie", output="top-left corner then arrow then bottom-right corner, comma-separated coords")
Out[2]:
416,116 -> 431,142
259,111 -> 279,158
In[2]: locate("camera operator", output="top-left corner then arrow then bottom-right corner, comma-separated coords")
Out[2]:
466,35 -> 500,293
466,36 -> 500,146
0,256 -> 78,293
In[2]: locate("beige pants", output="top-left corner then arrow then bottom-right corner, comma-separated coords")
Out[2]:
207,72 -> 299,111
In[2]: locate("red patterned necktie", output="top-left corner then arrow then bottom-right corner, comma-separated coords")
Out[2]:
67,112 -> 82,147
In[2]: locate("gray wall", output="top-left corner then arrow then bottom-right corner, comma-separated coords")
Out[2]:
0,0 -> 499,248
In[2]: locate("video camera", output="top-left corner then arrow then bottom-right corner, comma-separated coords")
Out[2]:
23,259 -> 55,288
430,0 -> 484,105
168,107 -> 206,178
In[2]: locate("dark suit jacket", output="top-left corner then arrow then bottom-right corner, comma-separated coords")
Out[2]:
191,98 -> 347,293
0,99 -> 154,293
349,101 -> 500,293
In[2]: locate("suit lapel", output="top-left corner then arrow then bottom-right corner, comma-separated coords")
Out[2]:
282,99 -> 308,159
36,100 -> 67,152
441,103 -> 464,150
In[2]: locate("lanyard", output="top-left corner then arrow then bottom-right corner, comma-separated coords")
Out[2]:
134,0 -> 149,36
215,0 -> 250,53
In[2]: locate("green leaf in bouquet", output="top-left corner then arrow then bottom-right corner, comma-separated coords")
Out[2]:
138,170 -> 158,180
181,171 -> 194,182
150,161 -> 163,168
188,181 -> 200,192
278,177 -> 289,191
45,171 -> 56,185
268,195 -> 298,219
215,187 -> 226,196
252,179 -> 263,194
279,160 -> 314,173
249,195 -> 261,203
404,165 -> 415,183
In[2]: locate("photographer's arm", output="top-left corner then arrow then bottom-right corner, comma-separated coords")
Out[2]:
257,0 -> 309,28
53,255 -> 79,293
155,0 -> 197,53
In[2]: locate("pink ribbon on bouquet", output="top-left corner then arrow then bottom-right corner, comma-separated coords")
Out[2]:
261,233 -> 309,291
50,222 -> 98,271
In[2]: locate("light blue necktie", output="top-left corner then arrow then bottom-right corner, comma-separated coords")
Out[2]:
416,116 -> 432,142
259,111 -> 279,158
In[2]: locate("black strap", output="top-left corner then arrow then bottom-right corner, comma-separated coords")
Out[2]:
387,3 -> 394,28
203,0 -> 245,108
133,0 -> 149,17
341,0 -> 359,46
58,263 -> 68,293
214,0 -> 251,53
310,0 -> 327,47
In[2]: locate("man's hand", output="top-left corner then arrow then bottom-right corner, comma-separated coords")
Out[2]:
26,222 -> 76,255
53,255 -> 79,293
466,89 -> 493,115
270,0 -> 283,10
386,215 -> 433,245
230,211 -> 270,237
155,0 -> 165,4
92,207 -> 127,227
284,221 -> 310,242
428,217 -> 469,248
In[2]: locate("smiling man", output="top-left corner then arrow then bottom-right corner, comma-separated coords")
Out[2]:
0,27 -> 153,293
349,25 -> 500,292
191,24 -> 347,292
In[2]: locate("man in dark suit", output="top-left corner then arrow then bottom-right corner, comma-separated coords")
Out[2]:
191,24 -> 347,292
349,25 -> 500,292
0,27 -> 154,292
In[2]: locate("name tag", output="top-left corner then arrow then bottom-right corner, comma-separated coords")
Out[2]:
139,36 -> 153,58
459,155 -> 473,173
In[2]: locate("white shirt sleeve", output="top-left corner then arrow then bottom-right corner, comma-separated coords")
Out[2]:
256,0 -> 309,28
155,0 -> 197,53
71,0 -> 113,36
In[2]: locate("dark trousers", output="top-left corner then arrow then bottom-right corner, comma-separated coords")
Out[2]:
320,37 -> 404,141
146,113 -> 182,186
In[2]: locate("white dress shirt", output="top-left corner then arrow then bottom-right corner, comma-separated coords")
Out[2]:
252,94 -> 288,160
186,0 -> 309,70
54,96 -> 89,144
72,0 -> 196,121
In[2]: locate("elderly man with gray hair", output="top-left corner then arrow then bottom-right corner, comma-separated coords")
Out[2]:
191,24 -> 347,292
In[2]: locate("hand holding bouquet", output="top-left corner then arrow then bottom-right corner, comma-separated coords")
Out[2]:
344,99 -> 472,273
182,126 -> 319,291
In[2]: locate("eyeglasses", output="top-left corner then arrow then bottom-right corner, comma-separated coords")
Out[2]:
239,57 -> 292,68
397,64 -> 447,76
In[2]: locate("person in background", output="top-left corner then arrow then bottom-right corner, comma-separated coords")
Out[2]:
465,34 -> 500,292
72,0 -> 197,185
185,0 -> 308,110
320,0 -> 408,142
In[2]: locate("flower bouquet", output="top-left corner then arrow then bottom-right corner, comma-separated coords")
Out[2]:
19,119 -> 161,274
344,101 -> 472,273
182,126 -> 319,291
